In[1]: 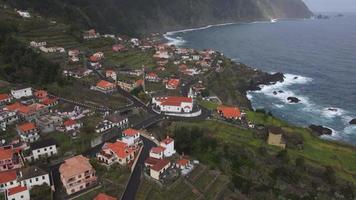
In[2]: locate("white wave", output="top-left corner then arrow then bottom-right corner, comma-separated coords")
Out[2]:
163,34 -> 186,46
163,22 -> 237,46
343,126 -> 356,136
274,104 -> 284,108
253,73 -> 313,105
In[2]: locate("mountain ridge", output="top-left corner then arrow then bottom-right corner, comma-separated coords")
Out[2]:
5,0 -> 312,35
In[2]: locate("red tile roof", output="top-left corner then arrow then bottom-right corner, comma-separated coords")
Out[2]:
155,96 -> 192,107
34,90 -> 48,99
176,158 -> 189,166
8,185 -> 28,195
122,128 -> 140,137
166,79 -> 180,89
217,106 -> 241,119
5,102 -> 23,111
42,97 -> 58,105
0,93 -> 10,101
147,72 -> 158,78
0,148 -> 13,161
161,136 -> 174,145
94,193 -> 117,200
0,170 -> 17,184
144,157 -> 160,166
150,146 -> 165,154
151,159 -> 170,172
59,155 -> 94,179
63,119 -> 77,127
18,122 -> 36,133
97,80 -> 115,89
105,141 -> 134,159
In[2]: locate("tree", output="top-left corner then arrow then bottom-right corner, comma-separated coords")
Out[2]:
276,149 -> 290,164
295,157 -> 305,170
323,166 -> 336,184
31,184 -> 51,200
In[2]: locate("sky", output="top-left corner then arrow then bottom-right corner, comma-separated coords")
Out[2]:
303,0 -> 356,12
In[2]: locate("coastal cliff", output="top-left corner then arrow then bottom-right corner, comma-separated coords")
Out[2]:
5,0 -> 312,35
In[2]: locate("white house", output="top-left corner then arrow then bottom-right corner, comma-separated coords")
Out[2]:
121,128 -> 141,146
160,136 -> 176,157
0,170 -> 19,192
25,138 -> 57,162
17,11 -> 31,18
63,119 -> 82,132
30,41 -> 46,48
0,110 -> 18,131
144,158 -> 171,181
6,185 -> 30,200
95,114 -> 129,134
17,122 -> 40,143
11,88 -> 32,99
149,147 -> 165,159
19,166 -> 51,189
152,96 -> 193,113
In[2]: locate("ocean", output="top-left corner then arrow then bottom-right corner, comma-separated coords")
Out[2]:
164,14 -> 356,145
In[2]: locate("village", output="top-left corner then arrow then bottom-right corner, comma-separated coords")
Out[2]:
0,7 -> 296,200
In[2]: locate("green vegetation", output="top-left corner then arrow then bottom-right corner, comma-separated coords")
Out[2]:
152,118 -> 356,199
30,184 -> 52,200
198,100 -> 219,110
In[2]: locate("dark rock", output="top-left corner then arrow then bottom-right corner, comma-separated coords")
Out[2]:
278,90 -> 284,93
273,91 -> 278,95
349,119 -> 356,125
328,108 -> 338,112
287,97 -> 300,103
309,125 -> 333,136
294,76 -> 298,80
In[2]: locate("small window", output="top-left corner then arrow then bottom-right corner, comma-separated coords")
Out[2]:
36,178 -> 39,182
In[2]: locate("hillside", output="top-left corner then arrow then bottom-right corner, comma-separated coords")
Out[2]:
4,0 -> 312,35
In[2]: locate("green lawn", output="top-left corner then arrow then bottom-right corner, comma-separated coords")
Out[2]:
198,100 -> 219,110
169,118 -> 356,184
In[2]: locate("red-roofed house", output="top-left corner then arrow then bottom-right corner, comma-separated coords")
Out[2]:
4,102 -> 23,112
16,122 -> 39,143
165,79 -> 180,90
176,158 -> 190,170
6,185 -> 30,200
217,106 -> 242,120
97,141 -> 135,166
152,96 -> 193,113
147,159 -> 171,180
106,70 -> 117,81
0,93 -> 12,105
41,97 -> 59,107
160,136 -> 176,157
34,90 -> 48,99
59,155 -> 97,195
149,147 -> 165,159
96,80 -> 116,94
63,119 -> 82,132
145,72 -> 160,82
94,193 -> 117,200
0,146 -> 23,172
17,103 -> 48,121
121,128 -> 141,146
0,170 -> 19,190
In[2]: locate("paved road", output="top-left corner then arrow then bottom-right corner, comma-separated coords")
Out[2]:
121,137 -> 157,200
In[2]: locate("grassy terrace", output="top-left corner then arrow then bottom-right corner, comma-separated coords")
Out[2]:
136,164 -> 233,200
168,113 -> 356,184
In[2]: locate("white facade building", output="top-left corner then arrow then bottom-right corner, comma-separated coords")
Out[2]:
7,185 -> 30,200
25,139 -> 58,162
11,88 -> 32,99
152,97 -> 193,113
19,166 -> 51,189
160,136 -> 176,157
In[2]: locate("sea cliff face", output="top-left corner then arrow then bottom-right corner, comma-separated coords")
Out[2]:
6,0 -> 312,35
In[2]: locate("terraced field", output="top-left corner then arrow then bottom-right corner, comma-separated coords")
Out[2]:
135,164 -> 234,200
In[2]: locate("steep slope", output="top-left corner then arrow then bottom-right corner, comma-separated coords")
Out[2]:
4,0 -> 312,35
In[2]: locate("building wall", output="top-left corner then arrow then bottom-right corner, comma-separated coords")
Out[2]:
11,88 -> 32,99
61,170 -> 97,195
32,145 -> 57,160
20,174 -> 50,189
161,142 -> 175,157
7,189 -> 30,200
